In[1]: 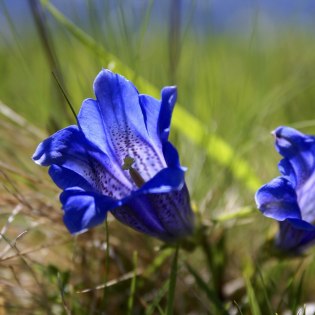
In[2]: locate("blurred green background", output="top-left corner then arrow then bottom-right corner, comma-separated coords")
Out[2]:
2,0 -> 315,192
1,0 -> 315,314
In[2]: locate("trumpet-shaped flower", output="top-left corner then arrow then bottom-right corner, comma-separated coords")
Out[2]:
33,69 -> 194,242
255,126 -> 315,252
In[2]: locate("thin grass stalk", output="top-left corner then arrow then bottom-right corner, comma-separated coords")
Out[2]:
165,244 -> 179,315
200,229 -> 225,302
101,220 -> 110,309
168,0 -> 182,84
127,251 -> 138,315
28,0 -> 72,130
145,280 -> 169,315
186,262 -> 228,314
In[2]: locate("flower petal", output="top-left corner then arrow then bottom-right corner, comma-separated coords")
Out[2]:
111,167 -> 193,241
33,125 -> 131,199
276,218 -> 315,252
139,167 -> 185,194
61,188 -> 117,234
33,125 -> 80,167
158,87 -> 177,142
255,177 -> 301,221
49,165 -> 93,191
139,86 -> 177,143
139,90 -> 182,168
78,70 -> 167,183
274,126 -> 315,189
138,94 -> 161,143
111,188 -> 193,242
111,202 -> 169,240
146,187 -> 193,239
278,159 -> 297,187
274,126 -> 315,222
93,69 -> 148,143
162,141 -> 181,168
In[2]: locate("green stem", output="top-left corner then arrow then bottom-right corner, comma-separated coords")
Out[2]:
166,244 -> 179,315
101,220 -> 110,309
200,230 -> 224,301
127,251 -> 138,315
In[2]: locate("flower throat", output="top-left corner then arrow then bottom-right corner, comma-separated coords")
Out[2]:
122,156 -> 145,188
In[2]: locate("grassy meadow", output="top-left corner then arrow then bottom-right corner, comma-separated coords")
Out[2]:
1,1 -> 315,314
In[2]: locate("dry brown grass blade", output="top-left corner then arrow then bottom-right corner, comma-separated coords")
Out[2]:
0,239 -> 72,262
0,204 -> 22,242
0,160 -> 53,189
77,268 -> 143,294
0,100 -> 46,138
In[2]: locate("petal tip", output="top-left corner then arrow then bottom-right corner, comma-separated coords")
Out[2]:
274,126 -> 304,141
162,86 -> 177,101
70,228 -> 88,236
32,146 -> 46,166
93,69 -> 139,101
93,69 -> 114,89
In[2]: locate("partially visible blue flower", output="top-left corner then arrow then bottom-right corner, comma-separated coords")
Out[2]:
255,126 -> 315,253
33,69 -> 194,242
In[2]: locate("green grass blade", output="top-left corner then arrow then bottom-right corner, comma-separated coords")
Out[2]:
29,0 -> 73,130
143,248 -> 173,277
165,245 -> 179,315
145,280 -> 169,315
234,301 -> 244,315
136,0 -> 155,57
244,278 -> 261,315
186,263 -> 228,315
40,0 -> 261,193
127,251 -> 138,315
213,206 -> 256,223
243,263 -> 262,315
255,267 -> 274,314
101,220 -> 110,309
288,268 -> 306,314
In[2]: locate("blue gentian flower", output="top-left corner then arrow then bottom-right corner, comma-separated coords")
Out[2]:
255,126 -> 315,253
33,69 -> 194,242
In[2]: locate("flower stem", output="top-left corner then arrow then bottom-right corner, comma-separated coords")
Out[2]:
101,220 -> 110,309
127,251 -> 138,315
166,244 -> 179,315
200,229 -> 225,301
